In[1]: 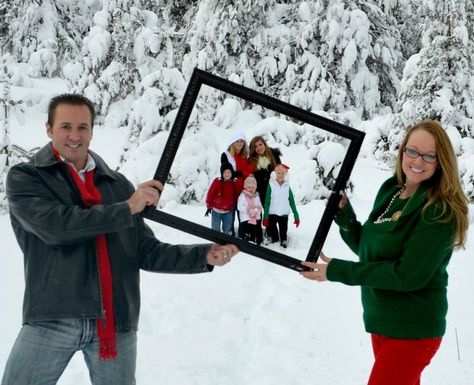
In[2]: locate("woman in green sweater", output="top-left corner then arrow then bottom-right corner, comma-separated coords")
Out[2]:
301,120 -> 469,385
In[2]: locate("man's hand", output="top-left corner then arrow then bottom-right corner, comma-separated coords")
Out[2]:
127,180 -> 164,215
204,208 -> 212,217
206,244 -> 239,266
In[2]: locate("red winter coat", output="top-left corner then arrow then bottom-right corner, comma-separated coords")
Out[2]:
205,178 -> 239,212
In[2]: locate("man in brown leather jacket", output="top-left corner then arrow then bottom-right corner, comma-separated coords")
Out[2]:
2,94 -> 238,385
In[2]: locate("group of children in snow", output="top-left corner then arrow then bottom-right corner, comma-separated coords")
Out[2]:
205,133 -> 300,248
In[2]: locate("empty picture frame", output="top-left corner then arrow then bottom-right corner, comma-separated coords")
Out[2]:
143,68 -> 365,272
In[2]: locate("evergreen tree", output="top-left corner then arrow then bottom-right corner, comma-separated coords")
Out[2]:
381,1 -> 474,159
183,0 -> 273,81
389,0 -> 423,60
115,1 -> 198,164
1,0 -> 95,77
182,0 -> 275,119
119,68 -> 187,164
183,0 -> 404,122
373,0 -> 474,200
283,0 -> 403,120
0,55 -> 26,213
66,0 -> 181,121
0,1 -> 12,46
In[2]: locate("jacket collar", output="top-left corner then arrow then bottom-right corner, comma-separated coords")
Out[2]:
32,142 -> 118,181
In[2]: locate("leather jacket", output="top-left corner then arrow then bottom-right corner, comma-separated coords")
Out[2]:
6,143 -> 212,331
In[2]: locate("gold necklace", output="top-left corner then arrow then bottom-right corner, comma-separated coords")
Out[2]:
374,187 -> 405,224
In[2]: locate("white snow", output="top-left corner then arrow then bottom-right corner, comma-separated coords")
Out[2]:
1,75 -> 474,385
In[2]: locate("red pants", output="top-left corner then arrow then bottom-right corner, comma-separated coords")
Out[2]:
367,334 -> 442,385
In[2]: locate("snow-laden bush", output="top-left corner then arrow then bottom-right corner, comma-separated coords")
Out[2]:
119,68 -> 187,164
459,137 -> 474,202
27,40 -> 57,78
163,132 -> 220,204
293,141 -> 347,204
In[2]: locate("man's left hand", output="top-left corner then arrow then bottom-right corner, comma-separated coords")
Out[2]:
206,244 -> 239,266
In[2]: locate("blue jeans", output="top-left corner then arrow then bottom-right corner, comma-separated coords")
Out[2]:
1,319 -> 137,385
211,210 -> 233,234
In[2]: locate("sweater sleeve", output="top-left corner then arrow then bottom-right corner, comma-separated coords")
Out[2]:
205,178 -> 218,208
6,163 -> 134,245
288,188 -> 299,220
138,219 -> 213,273
327,211 -> 454,291
263,185 -> 271,220
237,193 -> 247,214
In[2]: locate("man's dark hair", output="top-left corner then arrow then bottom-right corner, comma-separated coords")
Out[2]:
47,94 -> 96,128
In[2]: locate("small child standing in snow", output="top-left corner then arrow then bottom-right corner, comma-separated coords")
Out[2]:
205,163 -> 238,235
237,176 -> 263,245
263,164 -> 300,248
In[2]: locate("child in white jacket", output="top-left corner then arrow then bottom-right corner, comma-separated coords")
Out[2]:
262,164 -> 300,248
237,176 -> 263,245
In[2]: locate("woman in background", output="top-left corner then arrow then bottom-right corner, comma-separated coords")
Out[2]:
247,135 -> 281,206
221,131 -> 252,192
221,132 -> 253,234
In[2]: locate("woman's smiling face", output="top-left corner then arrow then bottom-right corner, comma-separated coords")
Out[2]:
402,128 -> 438,191
254,140 -> 266,155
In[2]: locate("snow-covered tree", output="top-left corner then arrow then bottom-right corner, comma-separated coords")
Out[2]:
183,0 -> 404,123
0,1 -> 11,47
398,1 -> 474,133
66,2 -> 136,118
282,0 -> 403,120
181,0 -> 276,121
183,0 -> 273,80
459,137 -> 474,202
0,55 -> 26,213
119,68 -> 187,164
1,0 -> 96,77
115,0 -> 201,165
389,0 -> 423,59
369,0 -> 474,201
375,0 -> 474,168
66,1 -> 163,119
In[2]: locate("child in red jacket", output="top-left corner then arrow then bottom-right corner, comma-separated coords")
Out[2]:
205,163 -> 239,235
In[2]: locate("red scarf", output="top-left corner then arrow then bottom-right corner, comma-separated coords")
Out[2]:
52,146 -> 117,360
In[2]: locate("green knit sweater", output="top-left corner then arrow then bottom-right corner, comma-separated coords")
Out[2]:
327,176 -> 455,339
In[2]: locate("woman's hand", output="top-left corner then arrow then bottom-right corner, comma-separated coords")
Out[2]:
325,192 -> 348,210
338,193 -> 349,209
300,252 -> 332,282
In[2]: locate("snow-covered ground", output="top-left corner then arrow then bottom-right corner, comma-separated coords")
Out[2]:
1,78 -> 474,385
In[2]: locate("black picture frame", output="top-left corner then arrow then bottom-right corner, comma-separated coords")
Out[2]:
143,68 -> 365,272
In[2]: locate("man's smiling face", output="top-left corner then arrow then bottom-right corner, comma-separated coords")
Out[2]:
47,103 -> 93,171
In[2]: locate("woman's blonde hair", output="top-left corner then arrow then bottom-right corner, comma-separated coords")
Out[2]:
229,140 -> 248,157
395,120 -> 469,249
248,136 -> 276,169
